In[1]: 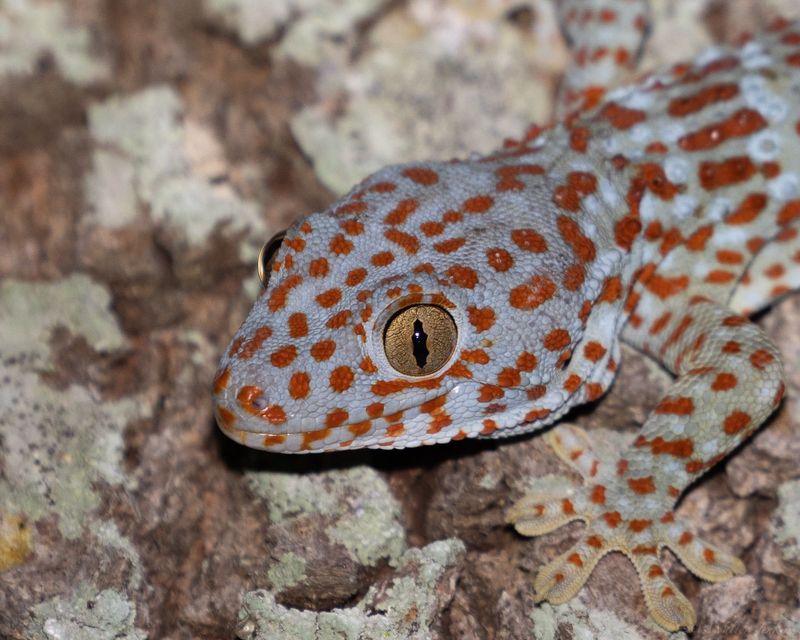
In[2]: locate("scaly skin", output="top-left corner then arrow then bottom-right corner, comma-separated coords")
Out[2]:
213,8 -> 800,632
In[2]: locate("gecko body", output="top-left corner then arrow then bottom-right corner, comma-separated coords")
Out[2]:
213,8 -> 800,631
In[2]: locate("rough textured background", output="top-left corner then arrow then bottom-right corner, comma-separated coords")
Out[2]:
1,1 -> 800,639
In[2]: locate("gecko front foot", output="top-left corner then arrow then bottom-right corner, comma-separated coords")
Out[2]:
507,425 -> 745,632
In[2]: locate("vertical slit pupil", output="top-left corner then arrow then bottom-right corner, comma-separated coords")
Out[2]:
412,319 -> 429,367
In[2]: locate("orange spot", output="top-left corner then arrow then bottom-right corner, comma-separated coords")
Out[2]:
750,349 -> 775,369
309,257 -> 330,278
371,251 -> 395,267
385,228 -> 420,254
583,341 -> 607,362
216,407 -> 236,430
668,82 -> 739,117
268,274 -> 303,312
486,247 -> 514,271
384,198 -> 419,225
316,288 -> 342,309
777,201 -> 800,225
262,434 -> 287,447
511,228 -> 548,253
288,312 -> 308,338
270,345 -> 297,368
628,476 -> 656,494
310,339 -> 336,361
326,310 -> 351,329
509,275 -> 557,311
654,396 -> 694,415
460,349 -> 489,365
420,221 -> 445,237
648,565 -> 664,578
213,367 -> 231,394
711,372 -> 737,391
563,374 -> 582,393
348,421 -> 372,437
516,351 -> 538,371
678,108 -> 767,152
543,328 -> 571,351
562,499 -> 575,515
288,372 -> 310,400
558,216 -> 596,262
705,269 -> 736,284
567,553 -> 583,567
339,218 -> 364,235
604,511 -> 622,528
478,385 -> 504,402
402,167 -> 439,185
301,427 -> 332,450
497,368 -> 521,387
563,264 -> 585,291
326,408 -> 349,428
433,237 -> 466,254
598,275 -> 622,303
699,156 -> 757,190
345,268 -> 367,286
467,306 -> 496,332
600,102 -> 646,129
463,195 -> 494,213
723,411 -> 751,434
586,535 -> 604,549
329,366 -> 354,392
628,519 -> 652,532
590,485 -> 606,505
446,265 -> 479,289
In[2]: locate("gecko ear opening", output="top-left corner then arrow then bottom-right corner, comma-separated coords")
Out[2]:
383,304 -> 457,376
257,231 -> 286,287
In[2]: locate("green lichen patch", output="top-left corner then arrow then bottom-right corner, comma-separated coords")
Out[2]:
290,5 -> 564,194
0,0 -> 109,84
530,600 -> 675,640
266,551 -> 307,591
0,275 -> 145,539
85,86 -> 264,256
236,539 -> 465,640
773,478 -> 800,562
247,465 -> 406,567
26,583 -> 146,640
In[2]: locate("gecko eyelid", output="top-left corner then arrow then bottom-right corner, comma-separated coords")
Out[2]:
257,231 -> 286,287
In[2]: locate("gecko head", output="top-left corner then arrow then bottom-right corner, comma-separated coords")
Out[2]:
213,159 -> 613,453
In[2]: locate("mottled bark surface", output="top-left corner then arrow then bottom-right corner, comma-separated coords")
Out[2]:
1,1 -> 799,639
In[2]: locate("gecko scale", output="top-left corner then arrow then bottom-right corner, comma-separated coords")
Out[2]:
213,1 -> 800,631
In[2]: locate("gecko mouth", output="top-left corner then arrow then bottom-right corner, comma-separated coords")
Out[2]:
214,392 -> 455,453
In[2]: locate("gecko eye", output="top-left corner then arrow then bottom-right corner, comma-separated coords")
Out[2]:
257,231 -> 286,287
383,304 -> 457,376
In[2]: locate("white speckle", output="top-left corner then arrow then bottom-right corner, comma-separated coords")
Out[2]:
747,130 -> 782,162
701,439 -> 719,456
695,47 -> 724,67
598,177 -> 621,207
664,157 -> 690,184
639,192 -> 659,223
672,194 -> 697,220
630,123 -> 653,143
741,74 -> 767,96
624,90 -> 655,111
743,53 -> 773,70
712,224 -> 748,246
660,122 -> 687,144
582,194 -> 602,216
671,422 -> 686,435
768,173 -> 799,201
742,41 -> 765,59
757,95 -> 789,123
706,197 -> 732,223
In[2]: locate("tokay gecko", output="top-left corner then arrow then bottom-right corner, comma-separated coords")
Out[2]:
214,1 -> 800,631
